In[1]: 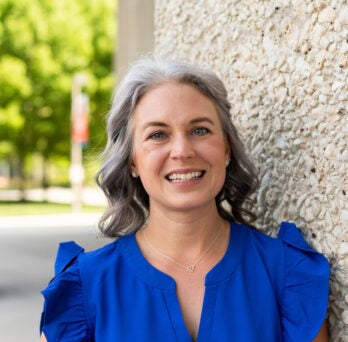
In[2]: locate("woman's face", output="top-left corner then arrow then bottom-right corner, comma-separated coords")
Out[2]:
131,82 -> 230,214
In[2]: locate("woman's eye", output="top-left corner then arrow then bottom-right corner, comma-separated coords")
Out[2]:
192,127 -> 209,136
149,131 -> 166,140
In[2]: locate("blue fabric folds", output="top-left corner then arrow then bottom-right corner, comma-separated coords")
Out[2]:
40,223 -> 330,341
40,242 -> 91,342
54,241 -> 84,275
278,222 -> 330,341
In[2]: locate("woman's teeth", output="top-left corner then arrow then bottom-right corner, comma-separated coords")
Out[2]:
168,171 -> 203,182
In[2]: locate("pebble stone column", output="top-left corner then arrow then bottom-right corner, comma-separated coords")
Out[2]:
154,1 -> 347,340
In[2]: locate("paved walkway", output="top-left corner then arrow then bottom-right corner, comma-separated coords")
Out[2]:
0,187 -> 110,340
0,212 -> 103,230
0,219 -> 109,342
0,186 -> 107,231
0,186 -> 107,206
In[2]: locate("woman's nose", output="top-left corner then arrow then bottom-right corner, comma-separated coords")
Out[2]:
170,135 -> 194,160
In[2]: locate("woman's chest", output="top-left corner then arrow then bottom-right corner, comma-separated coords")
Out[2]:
89,271 -> 281,342
175,276 -> 206,341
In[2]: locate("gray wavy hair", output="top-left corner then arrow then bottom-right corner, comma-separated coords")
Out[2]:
96,57 -> 258,238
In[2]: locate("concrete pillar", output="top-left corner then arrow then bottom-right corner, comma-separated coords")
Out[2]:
117,0 -> 154,79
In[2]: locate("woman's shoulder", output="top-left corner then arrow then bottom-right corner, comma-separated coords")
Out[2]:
40,234 -> 135,340
82,237 -> 122,262
239,221 -> 330,280
255,221 -> 329,274
79,233 -> 134,271
239,221 -> 330,341
233,221 -> 284,259
52,237 -> 119,272
238,221 -> 328,259
46,233 -> 134,287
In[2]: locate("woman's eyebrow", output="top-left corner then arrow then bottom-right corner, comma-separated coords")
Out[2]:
142,116 -> 215,130
143,121 -> 169,129
190,116 -> 215,125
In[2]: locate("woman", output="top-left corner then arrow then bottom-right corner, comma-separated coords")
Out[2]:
40,57 -> 329,341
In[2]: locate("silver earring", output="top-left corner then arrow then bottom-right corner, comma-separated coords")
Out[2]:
131,172 -> 137,178
225,159 -> 230,167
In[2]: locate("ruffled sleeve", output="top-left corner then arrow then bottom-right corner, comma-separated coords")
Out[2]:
40,241 -> 92,341
278,222 -> 330,342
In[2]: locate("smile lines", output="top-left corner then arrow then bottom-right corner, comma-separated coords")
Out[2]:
167,171 -> 203,182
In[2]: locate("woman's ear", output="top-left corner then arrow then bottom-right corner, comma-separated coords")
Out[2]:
225,159 -> 230,167
224,140 -> 231,165
130,163 -> 138,178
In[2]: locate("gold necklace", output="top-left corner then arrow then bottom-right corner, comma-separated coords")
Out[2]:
143,224 -> 223,273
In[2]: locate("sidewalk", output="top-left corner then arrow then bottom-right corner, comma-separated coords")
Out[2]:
0,187 -> 106,230
0,186 -> 107,206
0,212 -> 103,231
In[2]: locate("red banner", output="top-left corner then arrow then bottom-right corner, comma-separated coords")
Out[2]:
72,93 -> 89,144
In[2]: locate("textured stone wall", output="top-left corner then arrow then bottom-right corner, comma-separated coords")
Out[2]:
155,0 -> 347,340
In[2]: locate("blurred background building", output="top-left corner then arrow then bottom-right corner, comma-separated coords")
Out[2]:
117,0 -> 154,78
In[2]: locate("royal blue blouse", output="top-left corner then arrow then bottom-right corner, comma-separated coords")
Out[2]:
40,222 -> 330,341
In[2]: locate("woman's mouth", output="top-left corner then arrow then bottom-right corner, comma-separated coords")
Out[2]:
166,171 -> 204,182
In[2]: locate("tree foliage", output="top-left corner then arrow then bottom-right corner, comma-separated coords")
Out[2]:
0,0 -> 116,185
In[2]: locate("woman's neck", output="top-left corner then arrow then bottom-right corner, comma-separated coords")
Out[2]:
142,207 -> 227,261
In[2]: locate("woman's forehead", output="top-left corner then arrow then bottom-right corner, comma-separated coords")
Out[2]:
132,82 -> 220,127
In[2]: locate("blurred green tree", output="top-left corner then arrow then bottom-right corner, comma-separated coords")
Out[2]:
0,0 -> 115,189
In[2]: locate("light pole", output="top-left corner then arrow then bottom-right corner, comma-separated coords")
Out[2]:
70,73 -> 89,213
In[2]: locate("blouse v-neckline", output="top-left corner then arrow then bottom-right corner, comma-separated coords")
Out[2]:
120,222 -> 248,341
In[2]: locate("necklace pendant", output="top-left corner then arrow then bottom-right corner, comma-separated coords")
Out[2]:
186,265 -> 195,272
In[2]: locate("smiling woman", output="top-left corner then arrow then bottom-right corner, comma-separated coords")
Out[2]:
39,57 -> 329,342
95,57 -> 259,238
130,82 -> 230,215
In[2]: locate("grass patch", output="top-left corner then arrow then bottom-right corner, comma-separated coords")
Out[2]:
0,201 -> 105,216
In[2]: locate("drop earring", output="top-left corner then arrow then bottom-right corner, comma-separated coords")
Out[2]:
225,159 -> 230,167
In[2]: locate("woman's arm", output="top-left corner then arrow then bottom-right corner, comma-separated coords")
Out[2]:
40,333 -> 47,342
313,322 -> 328,342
